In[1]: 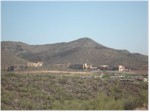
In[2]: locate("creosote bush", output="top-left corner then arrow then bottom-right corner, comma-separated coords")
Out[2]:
1,72 -> 148,110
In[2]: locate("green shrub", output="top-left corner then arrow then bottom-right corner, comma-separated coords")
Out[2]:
1,72 -> 148,110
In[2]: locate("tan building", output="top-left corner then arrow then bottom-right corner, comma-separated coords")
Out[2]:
118,65 -> 125,72
101,65 -> 109,68
83,63 -> 90,70
27,62 -> 43,67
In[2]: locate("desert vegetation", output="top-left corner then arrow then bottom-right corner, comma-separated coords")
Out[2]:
1,38 -> 148,70
1,72 -> 148,110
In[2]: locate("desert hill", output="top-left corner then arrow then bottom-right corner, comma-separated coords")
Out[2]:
1,37 -> 148,70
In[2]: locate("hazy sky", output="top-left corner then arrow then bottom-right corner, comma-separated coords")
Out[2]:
1,1 -> 148,55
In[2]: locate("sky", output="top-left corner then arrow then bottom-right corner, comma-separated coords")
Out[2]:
1,1 -> 148,55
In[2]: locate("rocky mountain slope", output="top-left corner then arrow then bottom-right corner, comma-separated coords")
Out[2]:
1,37 -> 148,70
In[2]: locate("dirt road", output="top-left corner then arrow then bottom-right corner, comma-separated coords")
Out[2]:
13,70 -> 91,75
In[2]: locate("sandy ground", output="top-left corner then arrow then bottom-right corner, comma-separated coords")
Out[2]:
13,70 -> 91,75
12,69 -> 148,75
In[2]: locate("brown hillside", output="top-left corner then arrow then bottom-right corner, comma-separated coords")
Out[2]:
1,38 -> 148,70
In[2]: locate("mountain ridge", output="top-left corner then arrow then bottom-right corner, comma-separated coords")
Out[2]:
1,38 -> 148,70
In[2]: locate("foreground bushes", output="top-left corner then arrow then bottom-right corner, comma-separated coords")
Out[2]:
51,89 -> 148,110
1,73 -> 148,110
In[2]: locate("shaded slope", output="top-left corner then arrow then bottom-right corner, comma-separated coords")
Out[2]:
1,50 -> 27,69
1,38 -> 148,70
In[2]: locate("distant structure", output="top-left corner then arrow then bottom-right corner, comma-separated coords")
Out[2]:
118,65 -> 125,72
101,65 -> 109,68
143,78 -> 148,82
82,63 -> 98,70
27,62 -> 43,67
90,66 -> 98,70
100,65 -> 109,70
69,63 -> 91,70
83,63 -> 89,70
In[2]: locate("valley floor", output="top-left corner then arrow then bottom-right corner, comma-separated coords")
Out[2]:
1,71 -> 148,110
